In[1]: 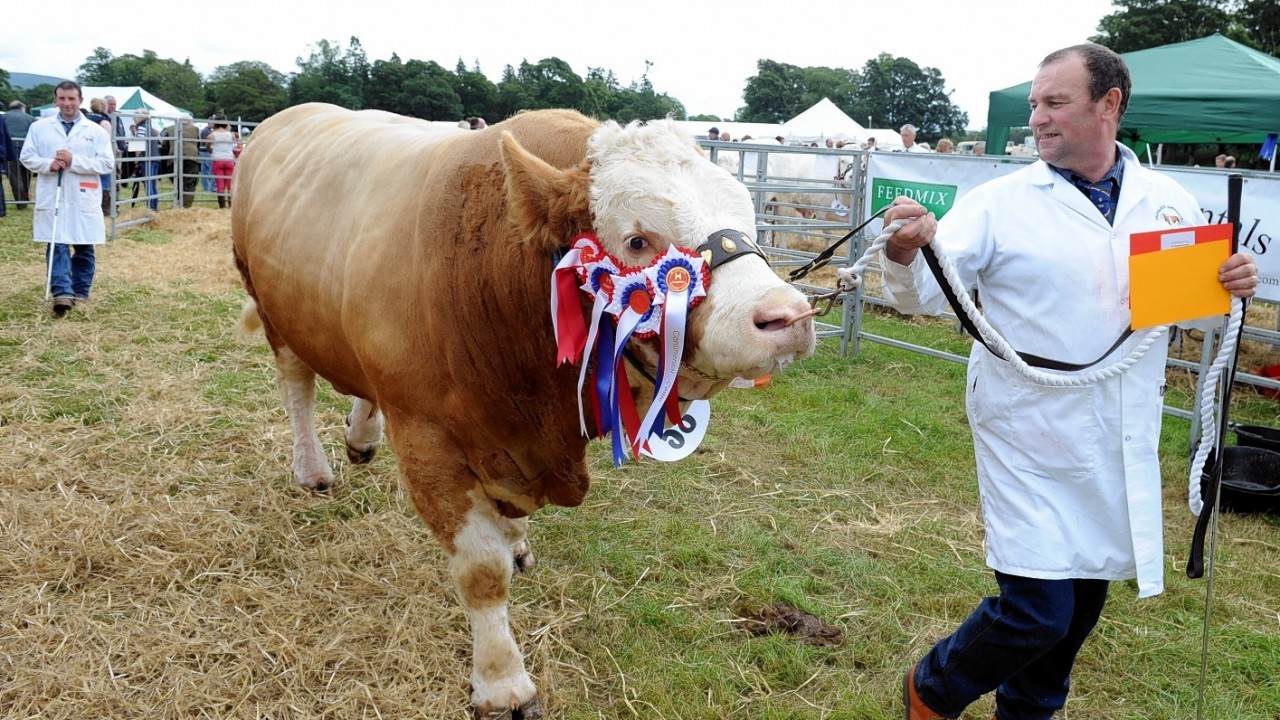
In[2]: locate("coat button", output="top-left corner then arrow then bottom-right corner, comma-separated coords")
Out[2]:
1124,435 -> 1132,441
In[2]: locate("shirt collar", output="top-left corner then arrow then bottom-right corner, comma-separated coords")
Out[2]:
1050,147 -> 1125,188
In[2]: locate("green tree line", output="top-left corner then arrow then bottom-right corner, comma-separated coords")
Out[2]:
0,38 -> 687,127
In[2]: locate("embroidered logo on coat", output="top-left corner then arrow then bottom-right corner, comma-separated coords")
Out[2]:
1155,205 -> 1186,226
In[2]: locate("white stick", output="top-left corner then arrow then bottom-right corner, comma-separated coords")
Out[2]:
44,169 -> 64,302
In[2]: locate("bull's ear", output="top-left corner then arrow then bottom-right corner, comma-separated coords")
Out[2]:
500,131 -> 592,252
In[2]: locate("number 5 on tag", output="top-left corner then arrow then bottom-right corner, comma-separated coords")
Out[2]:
641,399 -> 711,462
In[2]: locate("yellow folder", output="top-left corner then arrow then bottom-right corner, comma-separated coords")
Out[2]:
1129,223 -> 1232,329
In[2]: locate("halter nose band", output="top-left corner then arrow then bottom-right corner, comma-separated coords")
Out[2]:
696,229 -> 766,270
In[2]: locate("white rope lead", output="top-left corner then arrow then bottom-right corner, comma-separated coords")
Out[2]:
834,219 -> 1243,514
1187,298 -> 1245,515
836,221 -> 1170,388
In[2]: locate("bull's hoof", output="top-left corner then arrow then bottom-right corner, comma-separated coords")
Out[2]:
513,546 -> 535,574
346,443 -> 377,464
474,697 -> 542,720
297,474 -> 333,493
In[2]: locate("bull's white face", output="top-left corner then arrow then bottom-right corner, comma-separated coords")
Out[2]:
586,120 -> 817,398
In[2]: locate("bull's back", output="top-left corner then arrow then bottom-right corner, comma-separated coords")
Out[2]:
232,104 -> 597,408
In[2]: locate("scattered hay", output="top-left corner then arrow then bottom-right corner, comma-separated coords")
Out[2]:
109,208 -> 241,295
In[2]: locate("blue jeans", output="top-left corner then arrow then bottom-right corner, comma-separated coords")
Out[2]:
199,151 -> 214,191
914,571 -> 1109,720
146,161 -> 159,210
46,243 -> 96,299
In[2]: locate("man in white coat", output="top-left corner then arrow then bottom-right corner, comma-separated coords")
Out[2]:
879,45 -> 1260,720
21,81 -> 115,317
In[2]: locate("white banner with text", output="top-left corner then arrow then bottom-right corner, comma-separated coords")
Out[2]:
863,153 -> 1279,303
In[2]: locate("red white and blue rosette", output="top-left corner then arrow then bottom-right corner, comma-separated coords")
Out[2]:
638,247 -> 708,445
548,234 -> 715,467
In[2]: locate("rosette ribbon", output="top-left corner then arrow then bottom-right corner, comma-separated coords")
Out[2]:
549,234 -> 709,466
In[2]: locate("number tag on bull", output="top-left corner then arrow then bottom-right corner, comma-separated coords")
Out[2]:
641,400 -> 710,462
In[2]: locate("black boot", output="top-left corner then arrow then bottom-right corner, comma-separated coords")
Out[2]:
217,194 -> 225,209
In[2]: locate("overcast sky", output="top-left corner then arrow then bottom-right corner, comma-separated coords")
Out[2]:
4,0 -> 1116,129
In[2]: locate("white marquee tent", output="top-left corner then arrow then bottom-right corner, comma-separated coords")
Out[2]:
780,98 -> 867,143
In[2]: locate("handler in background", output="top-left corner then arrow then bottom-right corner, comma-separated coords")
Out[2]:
879,44 -> 1258,720
20,81 -> 115,317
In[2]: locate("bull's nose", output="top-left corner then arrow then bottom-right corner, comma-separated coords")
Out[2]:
752,287 -> 818,336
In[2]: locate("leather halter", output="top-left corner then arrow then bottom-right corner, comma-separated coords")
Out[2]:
695,229 -> 766,270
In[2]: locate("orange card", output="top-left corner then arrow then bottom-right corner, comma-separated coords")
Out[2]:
1129,223 -> 1231,329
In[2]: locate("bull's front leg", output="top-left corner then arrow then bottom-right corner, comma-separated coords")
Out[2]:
451,499 -> 541,719
388,418 -> 541,719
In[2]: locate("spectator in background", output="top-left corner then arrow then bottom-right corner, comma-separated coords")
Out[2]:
129,110 -> 159,210
104,95 -> 130,201
161,117 -> 201,208
972,141 -> 986,156
104,96 -> 127,155
1224,156 -> 1237,169
707,127 -> 720,141
468,117 -> 487,130
895,124 -> 929,153
0,110 -> 13,217
720,131 -> 732,142
4,100 -> 36,210
1214,153 -> 1227,168
85,99 -> 114,215
774,135 -> 785,144
198,121 -> 216,192
207,116 -> 239,209
863,137 -> 878,151
937,138 -> 955,154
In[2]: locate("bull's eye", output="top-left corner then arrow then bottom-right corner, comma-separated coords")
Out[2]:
626,236 -> 648,252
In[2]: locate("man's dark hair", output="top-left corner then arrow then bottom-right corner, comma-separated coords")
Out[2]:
1041,43 -> 1131,121
54,80 -> 83,99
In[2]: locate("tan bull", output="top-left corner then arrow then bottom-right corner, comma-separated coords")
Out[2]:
232,103 -> 816,718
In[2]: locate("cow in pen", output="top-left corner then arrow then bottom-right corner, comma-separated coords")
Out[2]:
232,103 -> 817,719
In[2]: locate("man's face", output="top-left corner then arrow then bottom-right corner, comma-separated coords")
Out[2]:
55,88 -> 82,120
107,97 -> 117,113
900,128 -> 915,146
1029,54 -> 1117,172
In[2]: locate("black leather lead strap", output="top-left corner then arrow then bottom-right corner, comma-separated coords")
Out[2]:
788,206 -> 889,283
919,243 -> 1132,371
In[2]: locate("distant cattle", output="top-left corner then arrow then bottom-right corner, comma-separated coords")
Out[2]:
714,146 -> 856,248
232,104 -> 817,718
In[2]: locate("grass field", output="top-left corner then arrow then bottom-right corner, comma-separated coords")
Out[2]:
0,207 -> 1277,719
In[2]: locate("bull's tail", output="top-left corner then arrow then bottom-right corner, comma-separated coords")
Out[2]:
237,297 -> 264,336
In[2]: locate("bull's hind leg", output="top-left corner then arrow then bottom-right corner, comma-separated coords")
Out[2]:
344,397 -> 383,464
386,417 -> 541,719
273,345 -> 335,491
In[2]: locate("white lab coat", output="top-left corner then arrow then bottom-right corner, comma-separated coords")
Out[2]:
882,143 -> 1218,598
20,114 -> 114,245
